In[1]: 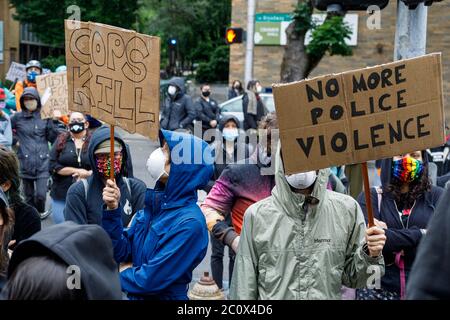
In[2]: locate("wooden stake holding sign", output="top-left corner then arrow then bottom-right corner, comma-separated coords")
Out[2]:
361,162 -> 375,227
110,125 -> 115,180
273,53 -> 445,226
64,21 -> 161,181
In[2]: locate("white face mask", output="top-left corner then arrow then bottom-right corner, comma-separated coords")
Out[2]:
285,171 -> 317,190
222,128 -> 239,142
168,85 -> 177,96
24,100 -> 38,111
146,147 -> 169,183
256,85 -> 262,93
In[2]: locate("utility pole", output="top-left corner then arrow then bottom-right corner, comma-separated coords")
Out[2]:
244,0 -> 256,86
394,0 -> 428,61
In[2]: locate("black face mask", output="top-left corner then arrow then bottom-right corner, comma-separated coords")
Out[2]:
69,122 -> 85,134
202,91 -> 211,98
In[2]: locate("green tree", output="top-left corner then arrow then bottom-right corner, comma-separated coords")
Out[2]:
280,0 -> 352,82
10,0 -> 139,47
139,0 -> 231,81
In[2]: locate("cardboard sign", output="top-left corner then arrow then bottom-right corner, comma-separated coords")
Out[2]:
273,53 -> 445,174
65,20 -> 160,140
5,62 -> 26,82
36,71 -> 69,119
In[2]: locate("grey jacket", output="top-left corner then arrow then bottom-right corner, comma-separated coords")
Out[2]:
160,77 -> 196,131
230,145 -> 385,300
11,87 -> 59,179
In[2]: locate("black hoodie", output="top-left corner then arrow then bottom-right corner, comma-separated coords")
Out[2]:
160,77 -> 196,131
4,221 -> 121,299
407,186 -> 450,299
64,126 -> 146,226
357,153 -> 444,295
10,87 -> 59,179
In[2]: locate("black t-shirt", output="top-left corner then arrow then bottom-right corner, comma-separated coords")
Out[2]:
49,137 -> 91,200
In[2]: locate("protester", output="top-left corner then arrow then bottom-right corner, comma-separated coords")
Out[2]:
55,65 -> 67,73
85,114 -> 102,132
357,151 -> 444,300
0,87 -> 16,116
160,77 -> 196,132
228,80 -> 244,100
14,60 -> 42,112
0,189 -> 14,292
201,113 -> 277,253
0,146 -> 41,251
0,89 -> 12,149
206,115 -> 251,290
230,144 -> 386,300
102,129 -> 213,300
64,126 -> 146,226
49,112 -> 92,224
1,222 -> 122,300
407,186 -> 450,299
242,80 -> 267,131
194,84 -> 220,138
206,115 -> 251,191
11,87 -> 59,220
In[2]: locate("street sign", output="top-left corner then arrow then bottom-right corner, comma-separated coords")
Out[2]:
254,13 -> 292,46
254,13 -> 358,46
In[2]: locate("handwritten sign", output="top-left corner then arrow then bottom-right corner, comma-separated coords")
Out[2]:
5,62 -> 26,82
36,71 -> 69,119
65,20 -> 160,140
273,53 -> 445,174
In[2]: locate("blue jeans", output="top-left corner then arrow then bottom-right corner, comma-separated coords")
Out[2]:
51,199 -> 66,224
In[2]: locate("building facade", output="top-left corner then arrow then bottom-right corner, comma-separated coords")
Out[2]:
229,0 -> 450,119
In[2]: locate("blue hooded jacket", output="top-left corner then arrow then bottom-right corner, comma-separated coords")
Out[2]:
102,129 -> 214,300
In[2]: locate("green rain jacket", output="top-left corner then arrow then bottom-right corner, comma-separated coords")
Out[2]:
230,148 -> 385,300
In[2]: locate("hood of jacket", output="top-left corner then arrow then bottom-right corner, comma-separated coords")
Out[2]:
168,77 -> 186,99
159,129 -> 214,210
272,143 -> 330,220
19,87 -> 41,114
219,114 -> 240,131
7,222 -> 121,300
88,125 -> 131,180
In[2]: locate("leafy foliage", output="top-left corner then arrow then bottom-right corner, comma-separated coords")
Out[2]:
139,0 -> 231,81
307,16 -> 353,58
10,0 -> 139,47
41,55 -> 66,71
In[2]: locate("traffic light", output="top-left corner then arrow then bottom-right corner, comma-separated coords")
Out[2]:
312,1 -> 390,12
225,27 -> 243,45
168,38 -> 178,75
400,0 -> 443,9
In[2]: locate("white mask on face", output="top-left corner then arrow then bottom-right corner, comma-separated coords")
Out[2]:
256,85 -> 262,93
168,85 -> 177,96
285,171 -> 317,190
146,147 -> 169,182
24,100 -> 38,111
